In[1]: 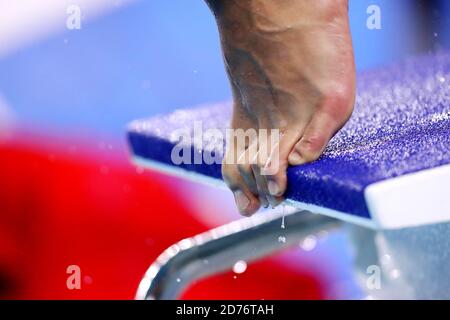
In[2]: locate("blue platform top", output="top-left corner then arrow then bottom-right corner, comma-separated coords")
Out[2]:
127,52 -> 450,221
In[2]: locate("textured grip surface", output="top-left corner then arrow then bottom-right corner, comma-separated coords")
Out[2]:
128,52 -> 450,220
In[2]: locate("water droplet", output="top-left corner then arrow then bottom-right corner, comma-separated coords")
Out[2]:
281,205 -> 286,229
300,235 -> 317,251
380,254 -> 391,266
390,269 -> 401,279
176,278 -> 181,283
434,32 -> 438,38
233,275 -> 237,279
278,236 -> 286,243
232,260 -> 247,274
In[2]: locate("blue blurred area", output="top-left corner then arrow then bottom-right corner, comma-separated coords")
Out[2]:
0,1 -> 226,136
0,0 -> 448,136
0,0 -> 447,300
351,0 -> 420,67
439,0 -> 450,46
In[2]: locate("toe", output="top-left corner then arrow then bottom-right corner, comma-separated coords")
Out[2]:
252,163 -> 282,208
288,134 -> 327,165
237,163 -> 258,195
253,133 -> 286,206
222,162 -> 260,216
288,102 -> 352,166
262,129 -> 301,197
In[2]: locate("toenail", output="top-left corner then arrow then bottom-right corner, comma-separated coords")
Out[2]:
268,180 -> 280,196
289,151 -> 305,165
234,190 -> 250,212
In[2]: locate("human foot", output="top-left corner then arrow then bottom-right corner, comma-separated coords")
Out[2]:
209,0 -> 356,215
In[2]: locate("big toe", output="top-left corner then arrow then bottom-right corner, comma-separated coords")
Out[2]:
288,105 -> 352,166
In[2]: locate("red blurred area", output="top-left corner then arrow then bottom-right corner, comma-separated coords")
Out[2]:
0,133 -> 325,299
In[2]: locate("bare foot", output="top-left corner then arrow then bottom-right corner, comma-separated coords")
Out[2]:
209,0 -> 356,215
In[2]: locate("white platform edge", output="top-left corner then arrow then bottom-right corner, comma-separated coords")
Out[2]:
364,163 -> 450,229
131,156 -> 377,230
132,156 -> 227,190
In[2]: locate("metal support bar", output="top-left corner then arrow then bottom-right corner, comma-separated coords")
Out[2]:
136,209 -> 341,300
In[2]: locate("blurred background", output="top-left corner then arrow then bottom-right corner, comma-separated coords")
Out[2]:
0,0 -> 448,299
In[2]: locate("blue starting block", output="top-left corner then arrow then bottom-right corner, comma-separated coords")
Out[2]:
128,52 -> 450,230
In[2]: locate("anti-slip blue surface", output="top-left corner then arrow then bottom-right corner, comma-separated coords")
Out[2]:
128,52 -> 450,220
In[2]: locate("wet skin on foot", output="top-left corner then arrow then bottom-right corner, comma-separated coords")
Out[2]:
209,0 -> 356,215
